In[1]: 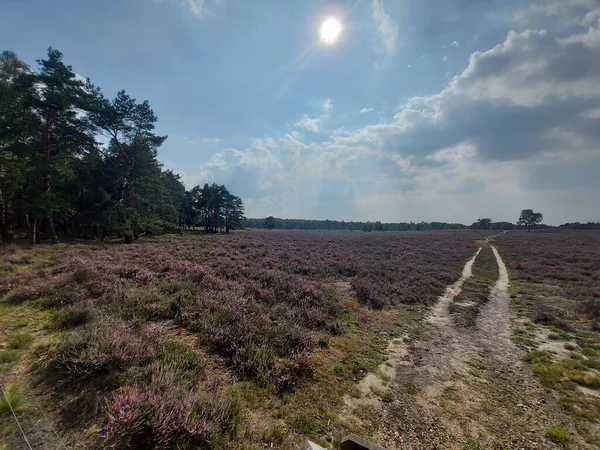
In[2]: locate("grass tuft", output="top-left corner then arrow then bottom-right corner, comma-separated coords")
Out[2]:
0,382 -> 25,417
6,331 -> 33,350
0,351 -> 18,364
380,390 -> 394,403
545,425 -> 568,443
404,381 -> 418,394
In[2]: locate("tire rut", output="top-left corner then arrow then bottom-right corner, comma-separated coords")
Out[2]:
351,246 -> 578,449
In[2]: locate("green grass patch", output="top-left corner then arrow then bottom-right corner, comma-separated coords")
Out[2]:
581,347 -> 599,357
558,396 -> 575,411
545,425 -> 568,443
158,341 -> 206,376
380,390 -> 394,403
0,383 -> 25,417
6,331 -> 33,350
581,359 -> 600,369
0,351 -> 18,364
523,351 -> 552,364
404,381 -> 418,394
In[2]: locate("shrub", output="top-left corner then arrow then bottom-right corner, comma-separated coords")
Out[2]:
352,279 -> 384,309
45,317 -> 157,388
49,304 -> 91,329
532,310 -> 555,325
583,299 -> 600,317
271,352 -> 312,391
101,364 -> 241,449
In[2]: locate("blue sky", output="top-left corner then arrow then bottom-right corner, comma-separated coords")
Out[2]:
2,0 -> 600,224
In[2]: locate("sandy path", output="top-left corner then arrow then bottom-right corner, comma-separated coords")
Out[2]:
476,246 -> 511,348
427,248 -> 481,327
347,245 -> 577,449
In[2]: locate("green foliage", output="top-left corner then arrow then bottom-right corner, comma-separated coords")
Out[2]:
264,216 -> 276,230
545,425 -> 568,443
6,331 -> 33,349
0,48 -> 244,244
0,351 -> 18,364
476,218 -> 492,229
158,341 -> 206,376
522,351 -> 552,364
380,390 -> 394,402
0,383 -> 25,417
517,209 -> 544,231
404,381 -> 418,394
332,364 -> 344,375
48,304 -> 91,329
558,396 -> 574,411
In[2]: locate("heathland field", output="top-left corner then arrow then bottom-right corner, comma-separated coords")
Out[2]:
1,230 -> 599,449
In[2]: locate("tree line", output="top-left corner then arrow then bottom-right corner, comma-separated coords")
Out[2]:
0,48 -> 243,244
250,217 -> 470,232
250,209 -> 555,232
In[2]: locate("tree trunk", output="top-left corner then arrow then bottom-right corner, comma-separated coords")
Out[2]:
0,221 -> 10,244
25,215 -> 32,239
47,216 -> 59,244
0,190 -> 10,243
32,218 -> 37,244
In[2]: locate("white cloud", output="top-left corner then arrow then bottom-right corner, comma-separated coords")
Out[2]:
450,40 -> 460,47
360,107 -> 374,114
513,0 -> 598,24
175,7 -> 600,224
182,0 -> 208,16
323,98 -> 333,110
294,114 -> 319,132
371,0 -> 398,55
179,136 -> 221,144
156,0 -> 221,17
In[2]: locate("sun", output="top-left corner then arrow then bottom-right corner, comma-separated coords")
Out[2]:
320,17 -> 342,45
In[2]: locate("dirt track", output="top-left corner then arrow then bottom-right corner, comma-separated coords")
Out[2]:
346,245 -> 591,449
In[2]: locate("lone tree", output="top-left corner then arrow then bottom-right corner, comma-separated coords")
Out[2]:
518,209 -> 543,232
264,216 -> 276,230
477,218 -> 492,230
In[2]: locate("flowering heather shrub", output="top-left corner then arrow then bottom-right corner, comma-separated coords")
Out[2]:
0,230 -> 486,447
498,231 -> 600,311
133,269 -> 156,284
2,231 -> 485,432
46,317 -> 157,387
101,363 -> 241,449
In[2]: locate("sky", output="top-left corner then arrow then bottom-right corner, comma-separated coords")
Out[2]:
2,0 -> 600,225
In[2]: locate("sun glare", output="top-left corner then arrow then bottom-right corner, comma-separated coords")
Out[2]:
320,17 -> 342,45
